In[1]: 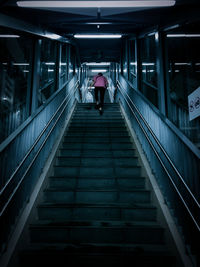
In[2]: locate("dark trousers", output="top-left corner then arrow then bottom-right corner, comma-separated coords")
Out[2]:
94,87 -> 106,108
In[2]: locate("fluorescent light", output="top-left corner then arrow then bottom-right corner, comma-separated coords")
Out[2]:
167,34 -> 200,38
74,34 -> 121,39
17,1 -> 176,8
91,69 -> 107,72
0,35 -> 20,38
86,62 -> 110,66
142,63 -> 155,66
86,22 -> 111,25
45,62 -> 55,65
45,33 -> 61,40
174,63 -> 191,66
13,63 -> 30,66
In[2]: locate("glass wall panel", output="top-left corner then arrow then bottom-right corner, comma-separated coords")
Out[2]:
121,40 -> 128,78
129,40 -> 137,88
140,35 -> 158,107
60,44 -> 68,86
38,38 -> 57,106
166,32 -> 200,148
69,45 -> 75,80
0,27 -> 33,143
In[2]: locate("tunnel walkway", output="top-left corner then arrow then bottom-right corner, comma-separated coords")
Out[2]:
15,102 -> 178,267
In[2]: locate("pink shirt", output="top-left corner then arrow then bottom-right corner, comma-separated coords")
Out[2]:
93,75 -> 108,88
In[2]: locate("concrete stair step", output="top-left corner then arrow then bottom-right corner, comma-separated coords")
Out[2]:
48,176 -> 145,189
65,132 -> 130,137
61,143 -> 134,150
59,149 -> 136,157
19,243 -> 176,267
71,119 -> 125,123
56,157 -> 139,167
43,188 -> 151,204
66,127 -> 127,135
53,166 -> 141,177
38,203 -> 157,221
29,220 -> 164,244
64,137 -> 131,143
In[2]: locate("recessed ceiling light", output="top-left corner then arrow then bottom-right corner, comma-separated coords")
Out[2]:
167,34 -> 200,37
86,62 -> 110,66
17,1 -> 176,8
0,35 -> 20,38
74,34 -> 122,38
91,69 -> 107,72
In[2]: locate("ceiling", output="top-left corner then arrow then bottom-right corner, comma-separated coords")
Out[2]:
0,0 -> 200,62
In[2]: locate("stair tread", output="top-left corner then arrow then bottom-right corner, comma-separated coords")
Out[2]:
20,242 -> 172,253
30,220 -> 162,228
39,202 -> 155,208
44,187 -> 149,192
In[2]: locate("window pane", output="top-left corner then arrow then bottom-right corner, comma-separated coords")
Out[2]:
38,39 -> 57,106
69,46 -> 74,80
60,44 -> 68,85
140,36 -> 158,107
166,33 -> 200,148
0,27 -> 32,143
129,40 -> 137,87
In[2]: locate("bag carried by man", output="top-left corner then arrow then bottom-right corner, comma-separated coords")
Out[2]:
85,91 -> 94,103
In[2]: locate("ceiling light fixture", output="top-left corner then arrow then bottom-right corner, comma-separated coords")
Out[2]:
91,69 -> 107,72
45,33 -> 61,39
86,22 -> 111,25
17,1 -> 176,8
167,34 -> 200,37
0,35 -> 20,38
86,62 -> 110,66
74,34 -> 122,38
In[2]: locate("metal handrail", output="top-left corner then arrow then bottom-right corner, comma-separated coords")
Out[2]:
117,80 -> 200,230
0,82 -> 79,217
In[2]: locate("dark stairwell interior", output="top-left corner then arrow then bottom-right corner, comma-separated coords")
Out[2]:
7,93 -> 186,267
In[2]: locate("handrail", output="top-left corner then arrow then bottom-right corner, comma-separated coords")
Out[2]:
0,82 -> 79,217
0,80 -> 79,197
117,80 -> 200,231
117,80 -> 200,207
0,78 -> 78,153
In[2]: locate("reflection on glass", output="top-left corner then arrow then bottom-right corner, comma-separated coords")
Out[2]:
167,35 -> 200,148
38,39 -> 57,106
0,27 -> 32,143
129,40 -> 136,86
60,44 -> 68,85
140,35 -> 158,107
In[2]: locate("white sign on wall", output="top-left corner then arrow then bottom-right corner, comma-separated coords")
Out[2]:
188,86 -> 200,121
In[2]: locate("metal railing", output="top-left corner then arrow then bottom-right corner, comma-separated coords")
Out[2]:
116,76 -> 200,257
0,77 -> 79,253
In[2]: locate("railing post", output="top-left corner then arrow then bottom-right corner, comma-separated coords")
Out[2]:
156,31 -> 167,116
135,38 -> 141,91
31,39 -> 41,113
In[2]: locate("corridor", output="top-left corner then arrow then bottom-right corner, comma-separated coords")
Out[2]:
0,1 -> 199,267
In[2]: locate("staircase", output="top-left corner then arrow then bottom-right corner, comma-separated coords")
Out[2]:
18,103 -> 177,267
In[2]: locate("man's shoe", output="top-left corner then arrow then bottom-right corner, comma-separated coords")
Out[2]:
99,107 -> 103,115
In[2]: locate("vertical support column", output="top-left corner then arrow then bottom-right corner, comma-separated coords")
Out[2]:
67,44 -> 70,80
135,38 -> 141,91
164,36 -> 171,119
26,45 -> 34,117
156,31 -> 166,115
31,39 -> 41,113
127,40 -> 130,81
56,43 -> 62,90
